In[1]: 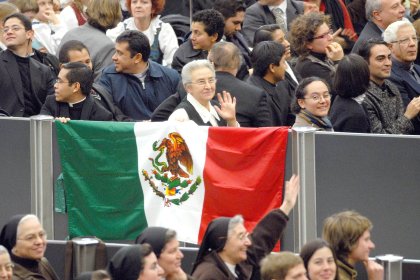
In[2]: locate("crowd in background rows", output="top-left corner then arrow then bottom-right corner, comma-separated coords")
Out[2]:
0,0 -> 419,135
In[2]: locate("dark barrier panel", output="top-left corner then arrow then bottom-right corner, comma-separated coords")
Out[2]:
403,260 -> 420,280
45,240 -> 199,279
46,240 -> 420,280
0,118 -> 32,226
315,133 -> 420,259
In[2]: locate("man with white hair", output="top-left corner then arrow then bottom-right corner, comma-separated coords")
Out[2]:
384,20 -> 420,134
352,0 -> 405,53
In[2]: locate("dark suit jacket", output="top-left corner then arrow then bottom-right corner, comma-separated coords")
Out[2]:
243,0 -> 304,46
40,94 -> 113,121
389,61 -> 420,134
389,61 -> 420,107
216,71 -> 272,127
247,75 -> 295,126
351,21 -> 382,54
0,49 -> 55,117
171,39 -> 208,73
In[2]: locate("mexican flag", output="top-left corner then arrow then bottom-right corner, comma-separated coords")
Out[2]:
56,121 -> 289,243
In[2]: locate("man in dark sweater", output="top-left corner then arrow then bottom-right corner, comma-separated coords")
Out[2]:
0,13 -> 54,117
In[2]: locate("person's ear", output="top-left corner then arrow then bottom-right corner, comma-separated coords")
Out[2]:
73,82 -> 81,93
185,83 -> 192,93
134,53 -> 143,63
26,29 -> 34,41
371,9 -> 382,22
297,99 -> 306,109
210,33 -> 218,43
268,63 -> 276,74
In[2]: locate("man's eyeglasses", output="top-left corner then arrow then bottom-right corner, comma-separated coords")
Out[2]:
391,36 -> 418,46
190,78 -> 217,86
303,93 -> 331,102
311,29 -> 333,40
2,25 -> 25,34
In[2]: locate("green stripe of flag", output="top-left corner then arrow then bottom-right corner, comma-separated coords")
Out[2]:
56,121 -> 147,240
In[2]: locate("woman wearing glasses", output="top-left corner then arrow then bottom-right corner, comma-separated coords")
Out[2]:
0,215 -> 59,280
290,12 -> 344,96
169,59 -> 239,127
292,77 -> 333,131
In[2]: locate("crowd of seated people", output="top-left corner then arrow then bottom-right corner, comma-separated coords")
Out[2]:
0,0 -> 414,279
0,0 -> 419,134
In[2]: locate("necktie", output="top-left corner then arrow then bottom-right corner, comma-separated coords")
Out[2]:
409,65 -> 420,83
272,7 -> 287,33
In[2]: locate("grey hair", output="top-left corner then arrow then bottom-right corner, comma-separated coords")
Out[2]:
209,41 -> 242,70
383,20 -> 416,43
16,214 -> 39,237
165,229 -> 177,243
227,215 -> 244,236
0,245 -> 9,255
366,0 -> 382,21
181,59 -> 215,86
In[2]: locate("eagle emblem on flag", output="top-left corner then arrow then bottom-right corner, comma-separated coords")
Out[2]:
141,132 -> 202,207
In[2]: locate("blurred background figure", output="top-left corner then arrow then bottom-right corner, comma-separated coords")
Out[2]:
107,0 -> 178,67
305,0 -> 357,53
60,0 -> 90,30
0,2 -> 19,50
32,0 -> 68,55
60,0 -> 122,80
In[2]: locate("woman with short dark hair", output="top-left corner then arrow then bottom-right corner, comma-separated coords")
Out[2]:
329,54 -> 370,132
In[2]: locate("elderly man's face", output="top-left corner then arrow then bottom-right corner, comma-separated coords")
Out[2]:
13,217 -> 47,260
391,25 -> 418,63
185,67 -> 216,107
375,0 -> 405,29
219,223 -> 251,265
